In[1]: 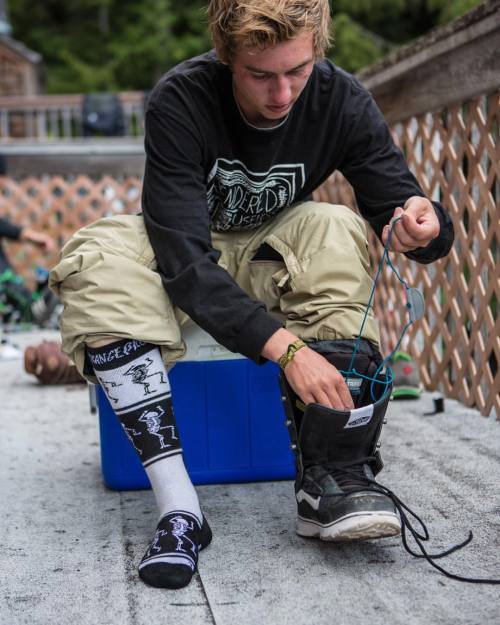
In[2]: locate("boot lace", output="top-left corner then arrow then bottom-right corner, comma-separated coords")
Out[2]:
321,456 -> 500,585
320,461 -> 368,491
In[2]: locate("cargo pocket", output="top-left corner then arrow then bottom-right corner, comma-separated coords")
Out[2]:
247,242 -> 290,317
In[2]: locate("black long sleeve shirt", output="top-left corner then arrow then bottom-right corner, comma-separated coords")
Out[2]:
141,51 -> 454,362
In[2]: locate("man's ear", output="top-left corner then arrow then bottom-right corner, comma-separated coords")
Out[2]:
213,41 -> 230,66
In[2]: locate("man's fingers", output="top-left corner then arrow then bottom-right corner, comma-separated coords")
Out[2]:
399,212 -> 436,242
317,386 -> 352,411
384,199 -> 439,252
284,347 -> 355,412
317,375 -> 354,411
336,379 -> 354,410
313,389 -> 337,409
389,225 -> 421,251
300,391 -> 316,406
384,223 -> 418,252
295,381 -> 353,412
386,213 -> 428,251
403,196 -> 440,241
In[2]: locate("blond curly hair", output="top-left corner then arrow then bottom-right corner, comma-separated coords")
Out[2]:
207,0 -> 332,62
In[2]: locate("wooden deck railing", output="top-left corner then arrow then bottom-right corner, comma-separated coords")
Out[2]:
0,92 -> 146,141
0,2 -> 498,418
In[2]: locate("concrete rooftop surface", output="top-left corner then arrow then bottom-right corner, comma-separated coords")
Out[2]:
1,329 -> 499,625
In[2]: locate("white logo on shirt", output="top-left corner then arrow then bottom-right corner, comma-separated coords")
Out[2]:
207,158 -> 305,230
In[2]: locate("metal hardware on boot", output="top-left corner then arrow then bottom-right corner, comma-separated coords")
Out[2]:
279,373 -> 304,481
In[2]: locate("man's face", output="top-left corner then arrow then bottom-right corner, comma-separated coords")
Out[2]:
229,32 -> 315,128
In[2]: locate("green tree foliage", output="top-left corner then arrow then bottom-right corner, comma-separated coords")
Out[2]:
327,0 -> 484,71
8,0 -> 485,93
9,0 -> 211,93
330,12 -> 394,74
428,0 -> 486,25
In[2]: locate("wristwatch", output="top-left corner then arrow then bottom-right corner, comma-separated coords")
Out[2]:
278,339 -> 306,370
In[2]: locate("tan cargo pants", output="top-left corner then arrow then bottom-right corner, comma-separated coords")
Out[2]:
49,201 -> 379,383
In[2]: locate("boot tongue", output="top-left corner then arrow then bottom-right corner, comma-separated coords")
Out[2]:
299,402 -> 380,466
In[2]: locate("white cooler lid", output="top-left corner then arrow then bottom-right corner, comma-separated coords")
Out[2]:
180,323 -> 246,362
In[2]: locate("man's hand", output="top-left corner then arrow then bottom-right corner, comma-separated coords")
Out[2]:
284,345 -> 354,411
21,228 -> 55,253
261,328 -> 354,411
381,196 -> 440,253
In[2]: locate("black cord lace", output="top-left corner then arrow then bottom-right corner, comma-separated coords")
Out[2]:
321,456 -> 500,584
319,462 -> 367,491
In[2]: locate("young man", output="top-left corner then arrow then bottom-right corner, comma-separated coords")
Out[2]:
50,0 -> 453,590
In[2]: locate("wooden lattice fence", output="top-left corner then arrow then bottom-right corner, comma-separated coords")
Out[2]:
315,90 -> 500,419
0,174 -> 142,286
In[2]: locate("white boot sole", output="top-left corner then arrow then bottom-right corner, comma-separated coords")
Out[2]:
297,512 -> 401,542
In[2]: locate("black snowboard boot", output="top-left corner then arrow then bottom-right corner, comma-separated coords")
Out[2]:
281,339 -> 401,542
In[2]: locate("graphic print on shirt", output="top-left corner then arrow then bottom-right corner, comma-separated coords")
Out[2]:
207,158 -> 305,230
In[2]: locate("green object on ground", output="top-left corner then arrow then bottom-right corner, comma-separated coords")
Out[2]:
390,351 -> 422,400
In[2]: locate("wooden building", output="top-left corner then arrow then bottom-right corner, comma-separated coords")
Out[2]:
0,35 -> 44,96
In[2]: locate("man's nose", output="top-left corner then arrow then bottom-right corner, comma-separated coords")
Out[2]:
271,76 -> 292,104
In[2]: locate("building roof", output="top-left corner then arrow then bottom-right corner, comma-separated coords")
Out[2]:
0,34 -> 42,65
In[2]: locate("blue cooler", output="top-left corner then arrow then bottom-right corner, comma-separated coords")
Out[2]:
96,325 -> 296,489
